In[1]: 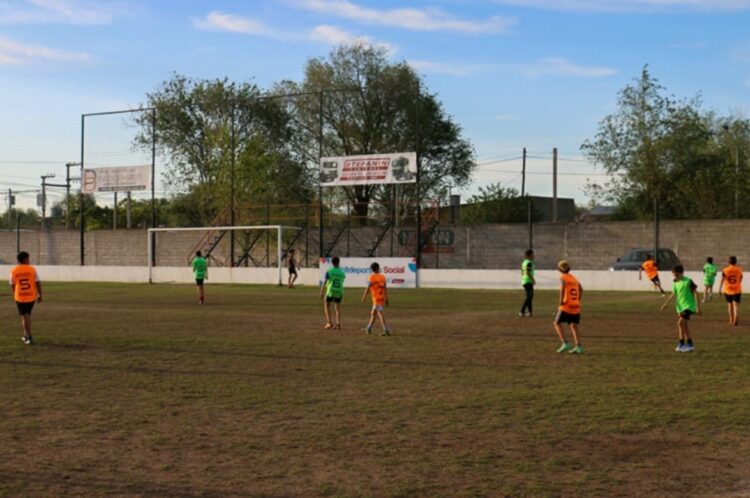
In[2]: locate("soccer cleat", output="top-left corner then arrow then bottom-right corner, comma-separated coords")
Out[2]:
681,344 -> 695,353
363,327 -> 372,335
569,345 -> 584,354
381,329 -> 391,337
518,312 -> 526,318
675,344 -> 685,352
556,342 -> 573,353
22,336 -> 29,345
324,323 -> 334,330
335,324 -> 341,330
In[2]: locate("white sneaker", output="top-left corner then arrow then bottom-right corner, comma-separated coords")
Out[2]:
675,344 -> 685,352
682,344 -> 695,353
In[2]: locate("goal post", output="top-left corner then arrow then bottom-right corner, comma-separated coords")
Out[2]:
147,225 -> 303,285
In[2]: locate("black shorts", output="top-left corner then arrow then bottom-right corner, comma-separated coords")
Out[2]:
650,276 -> 661,285
725,293 -> 742,303
326,296 -> 342,303
555,310 -> 580,324
679,310 -> 694,320
288,268 -> 298,276
196,279 -> 205,286
16,301 -> 34,316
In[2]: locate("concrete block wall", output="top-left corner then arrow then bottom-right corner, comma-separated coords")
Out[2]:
1,219 -> 749,270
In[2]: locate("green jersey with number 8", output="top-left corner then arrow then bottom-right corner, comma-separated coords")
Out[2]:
325,267 -> 346,299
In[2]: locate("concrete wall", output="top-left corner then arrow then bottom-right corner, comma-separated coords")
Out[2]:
0,218 -> 746,270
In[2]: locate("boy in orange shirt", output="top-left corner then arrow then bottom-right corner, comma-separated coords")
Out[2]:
719,255 -> 743,326
9,251 -> 43,345
361,262 -> 390,336
553,261 -> 583,354
639,254 -> 666,295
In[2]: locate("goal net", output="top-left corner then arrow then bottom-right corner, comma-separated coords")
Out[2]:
147,225 -> 304,285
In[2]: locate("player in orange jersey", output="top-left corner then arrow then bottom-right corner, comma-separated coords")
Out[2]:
553,261 -> 583,354
719,255 -> 743,326
639,254 -> 666,295
361,262 -> 390,336
9,251 -> 43,345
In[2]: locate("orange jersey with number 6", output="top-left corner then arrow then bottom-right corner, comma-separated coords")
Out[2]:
723,265 -> 743,295
559,273 -> 582,314
10,265 -> 39,303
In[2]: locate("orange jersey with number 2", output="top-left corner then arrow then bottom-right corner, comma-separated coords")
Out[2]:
559,273 -> 582,314
10,265 -> 39,303
723,265 -> 743,295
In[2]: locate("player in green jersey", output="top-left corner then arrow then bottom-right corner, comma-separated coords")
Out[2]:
519,249 -> 536,317
661,265 -> 701,353
703,256 -> 718,303
192,251 -> 208,305
320,256 -> 346,330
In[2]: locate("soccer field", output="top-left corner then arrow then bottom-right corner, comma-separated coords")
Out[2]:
1,283 -> 749,497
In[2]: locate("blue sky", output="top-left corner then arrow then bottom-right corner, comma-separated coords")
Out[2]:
2,0 -> 750,210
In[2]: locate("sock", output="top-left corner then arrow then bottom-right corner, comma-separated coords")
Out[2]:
679,339 -> 685,345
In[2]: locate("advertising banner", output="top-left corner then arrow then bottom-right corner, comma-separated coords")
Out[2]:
319,257 -> 417,288
82,165 -> 151,193
319,152 -> 417,186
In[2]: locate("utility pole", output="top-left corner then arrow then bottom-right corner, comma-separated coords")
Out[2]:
126,191 -> 132,229
521,147 -> 527,197
7,188 -> 13,229
65,162 -> 80,229
113,192 -> 118,230
552,147 -> 558,222
40,173 -> 56,223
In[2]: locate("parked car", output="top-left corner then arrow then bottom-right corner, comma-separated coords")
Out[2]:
610,248 -> 681,272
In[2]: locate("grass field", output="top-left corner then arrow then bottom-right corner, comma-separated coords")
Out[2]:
1,282 -> 750,497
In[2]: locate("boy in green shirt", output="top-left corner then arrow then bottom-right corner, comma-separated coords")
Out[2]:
703,256 -> 718,303
320,256 -> 346,330
661,265 -> 701,353
519,249 -> 536,317
192,250 -> 208,305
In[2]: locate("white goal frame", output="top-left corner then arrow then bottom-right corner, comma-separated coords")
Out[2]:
147,225 -> 304,285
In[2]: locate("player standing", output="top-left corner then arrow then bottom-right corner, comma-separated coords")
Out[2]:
719,256 -> 743,326
287,249 -> 299,289
320,256 -> 346,330
661,265 -> 701,352
639,254 -> 666,295
361,262 -> 390,336
552,261 -> 584,354
519,249 -> 536,317
9,251 -> 42,345
192,251 -> 208,305
703,256 -> 718,303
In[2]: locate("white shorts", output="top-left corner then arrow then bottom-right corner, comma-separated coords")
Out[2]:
372,305 -> 385,312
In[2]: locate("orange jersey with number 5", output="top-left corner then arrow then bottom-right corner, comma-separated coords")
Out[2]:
559,273 -> 582,314
10,265 -> 39,303
723,265 -> 743,295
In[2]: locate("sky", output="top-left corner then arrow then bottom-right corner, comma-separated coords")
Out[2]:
1,0 -> 750,211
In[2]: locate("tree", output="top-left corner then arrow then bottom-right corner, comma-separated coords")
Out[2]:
278,43 -> 476,223
460,183 -> 534,224
139,74 -> 313,226
582,66 -> 750,219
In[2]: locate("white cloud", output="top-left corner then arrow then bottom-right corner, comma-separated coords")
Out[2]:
493,0 -> 750,12
0,36 -> 91,63
310,25 -> 396,53
194,11 -> 289,39
409,60 -> 493,76
0,0 -> 127,25
519,58 -> 616,78
296,0 -> 514,33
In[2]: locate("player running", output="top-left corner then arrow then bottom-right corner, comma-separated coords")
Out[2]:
192,251 -> 208,305
553,261 -> 584,354
719,256 -> 743,326
287,249 -> 299,289
519,249 -> 536,317
639,254 -> 666,295
703,256 -> 718,303
661,265 -> 701,353
320,256 -> 346,330
9,251 -> 42,345
361,262 -> 390,336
